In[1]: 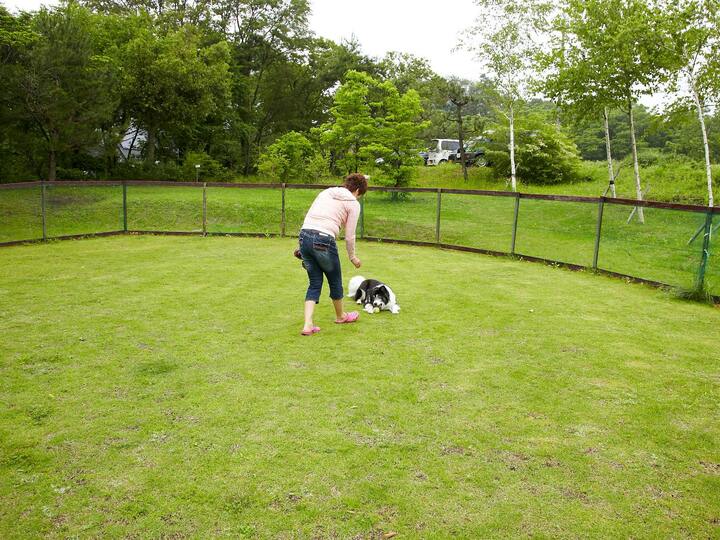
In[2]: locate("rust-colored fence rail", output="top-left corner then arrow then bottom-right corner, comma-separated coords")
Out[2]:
1,181 -> 718,300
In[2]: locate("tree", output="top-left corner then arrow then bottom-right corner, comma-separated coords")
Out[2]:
444,78 -> 475,181
0,7 -> 38,180
538,0 -> 621,195
317,70 -> 427,190
7,4 -> 120,180
362,87 -> 427,192
485,112 -> 588,185
567,106 -> 655,162
222,0 -> 314,174
541,0 -> 669,221
659,0 -> 717,206
316,70 -> 378,175
258,130 -> 325,182
466,0 -> 544,191
121,25 -> 231,164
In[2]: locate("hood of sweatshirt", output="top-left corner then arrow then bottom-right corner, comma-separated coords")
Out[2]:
327,186 -> 358,202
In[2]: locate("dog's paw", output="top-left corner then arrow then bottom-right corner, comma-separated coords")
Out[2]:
364,304 -> 374,314
391,305 -> 401,314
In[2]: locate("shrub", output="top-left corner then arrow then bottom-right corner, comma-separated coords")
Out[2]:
487,114 -> 589,185
258,131 -> 326,183
56,167 -> 94,180
632,147 -> 664,167
182,151 -> 231,182
109,161 -> 183,181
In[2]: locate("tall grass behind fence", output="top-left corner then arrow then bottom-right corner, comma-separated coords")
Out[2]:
45,183 -> 124,237
0,184 -> 42,243
127,183 -> 203,232
1,181 -> 718,298
205,185 -> 280,235
709,215 -> 720,294
514,197 -> 598,267
364,189 -> 437,243
599,205 -> 707,292
440,192 -> 516,253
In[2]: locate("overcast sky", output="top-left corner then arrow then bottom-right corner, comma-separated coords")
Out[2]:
2,0 -> 663,107
309,0 -> 480,80
2,0 -> 485,80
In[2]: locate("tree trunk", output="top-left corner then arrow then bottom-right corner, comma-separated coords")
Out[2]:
242,140 -> 252,175
509,102 -> 517,192
48,149 -> 57,181
457,107 -> 468,182
125,127 -> 139,162
145,125 -> 156,164
690,80 -> 714,207
48,129 -> 60,182
628,101 -> 644,223
603,107 -> 616,198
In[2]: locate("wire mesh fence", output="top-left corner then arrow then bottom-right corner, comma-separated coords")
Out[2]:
708,214 -> 720,295
1,181 -> 718,298
514,196 -> 598,267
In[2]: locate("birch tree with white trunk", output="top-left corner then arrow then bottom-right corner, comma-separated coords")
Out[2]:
464,1 -> 544,192
659,0 -> 717,207
538,2 -> 621,198
547,0 -> 667,222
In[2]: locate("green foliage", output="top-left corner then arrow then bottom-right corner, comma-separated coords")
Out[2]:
258,131 -> 326,183
182,151 -> 231,181
1,0 -> 719,190
569,106 -> 653,161
122,26 -> 232,163
487,113 -> 588,184
2,4 -> 121,180
318,70 -> 427,188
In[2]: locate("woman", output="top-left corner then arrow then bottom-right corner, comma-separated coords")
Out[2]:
298,173 -> 368,335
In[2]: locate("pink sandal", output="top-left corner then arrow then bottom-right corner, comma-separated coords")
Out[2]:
300,326 -> 321,336
335,311 -> 359,324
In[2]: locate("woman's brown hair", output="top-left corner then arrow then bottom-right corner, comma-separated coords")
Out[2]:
343,173 -> 368,196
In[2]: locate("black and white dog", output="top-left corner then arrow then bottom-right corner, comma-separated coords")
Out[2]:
347,275 -> 401,314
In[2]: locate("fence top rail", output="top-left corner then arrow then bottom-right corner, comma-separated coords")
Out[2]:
602,196 -> 718,213
1,179 -> 718,212
0,181 -> 43,189
123,180 -> 204,187
205,182 -> 282,189
520,192 -> 599,204
442,188 -> 518,197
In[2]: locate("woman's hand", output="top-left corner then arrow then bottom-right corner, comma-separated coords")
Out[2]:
352,258 -> 362,269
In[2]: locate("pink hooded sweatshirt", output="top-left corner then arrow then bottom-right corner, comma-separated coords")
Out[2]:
301,187 -> 361,264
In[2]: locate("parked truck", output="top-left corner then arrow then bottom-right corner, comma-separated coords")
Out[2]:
425,139 -> 460,166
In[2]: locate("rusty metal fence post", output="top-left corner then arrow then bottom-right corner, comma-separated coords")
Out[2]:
592,197 -> 605,270
435,188 -> 442,244
40,181 -> 47,241
202,182 -> 207,236
122,181 -> 128,232
695,211 -> 714,293
281,183 -> 286,237
510,192 -> 520,254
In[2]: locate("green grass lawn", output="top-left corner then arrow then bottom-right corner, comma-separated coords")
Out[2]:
410,161 -> 720,205
1,236 -> 719,538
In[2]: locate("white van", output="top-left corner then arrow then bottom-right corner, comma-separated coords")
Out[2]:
426,139 -> 460,166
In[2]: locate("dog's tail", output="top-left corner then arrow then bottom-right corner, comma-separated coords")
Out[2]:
347,275 -> 365,297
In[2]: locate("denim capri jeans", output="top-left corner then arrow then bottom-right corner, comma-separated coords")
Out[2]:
299,229 -> 343,303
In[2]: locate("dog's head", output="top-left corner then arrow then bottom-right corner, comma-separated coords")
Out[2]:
370,285 -> 390,308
